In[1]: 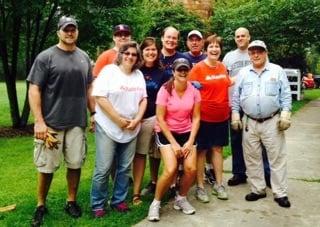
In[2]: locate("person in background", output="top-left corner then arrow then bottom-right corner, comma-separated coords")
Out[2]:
223,27 -> 270,187
132,37 -> 167,205
183,30 -> 206,66
148,58 -> 200,222
160,26 -> 187,81
189,35 -> 233,203
232,40 -> 292,208
90,41 -> 147,217
28,16 -> 95,226
143,26 -> 188,198
92,24 -> 132,77
183,29 -> 216,185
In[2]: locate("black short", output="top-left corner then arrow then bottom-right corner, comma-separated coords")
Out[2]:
196,120 -> 229,150
155,131 -> 195,147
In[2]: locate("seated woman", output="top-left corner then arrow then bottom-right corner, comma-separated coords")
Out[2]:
148,58 -> 201,222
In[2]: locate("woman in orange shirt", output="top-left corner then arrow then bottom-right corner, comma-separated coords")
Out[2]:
189,35 -> 233,202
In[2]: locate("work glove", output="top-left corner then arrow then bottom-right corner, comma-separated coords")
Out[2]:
45,130 -> 61,150
231,112 -> 242,131
277,111 -> 291,131
191,81 -> 202,90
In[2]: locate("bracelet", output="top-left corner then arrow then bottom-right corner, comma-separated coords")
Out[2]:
90,111 -> 96,116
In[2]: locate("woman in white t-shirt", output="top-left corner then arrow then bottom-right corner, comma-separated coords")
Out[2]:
90,42 -> 147,217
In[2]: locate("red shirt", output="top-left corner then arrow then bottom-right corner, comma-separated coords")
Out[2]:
93,49 -> 118,77
189,61 -> 231,122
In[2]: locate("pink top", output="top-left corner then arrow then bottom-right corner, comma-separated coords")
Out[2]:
155,82 -> 201,134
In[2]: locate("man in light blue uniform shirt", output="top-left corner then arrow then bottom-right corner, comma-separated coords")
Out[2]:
231,40 -> 292,208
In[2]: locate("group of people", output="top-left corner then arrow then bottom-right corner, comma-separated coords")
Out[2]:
27,16 -> 293,226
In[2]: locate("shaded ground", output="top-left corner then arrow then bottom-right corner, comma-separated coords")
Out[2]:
0,124 -> 33,137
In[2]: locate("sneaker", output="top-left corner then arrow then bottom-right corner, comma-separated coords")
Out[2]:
212,184 -> 228,200
31,205 -> 48,227
92,208 -> 106,218
141,182 -> 156,196
148,202 -> 160,222
173,197 -> 196,215
65,201 -> 82,218
205,168 -> 216,185
111,201 -> 130,212
195,187 -> 209,203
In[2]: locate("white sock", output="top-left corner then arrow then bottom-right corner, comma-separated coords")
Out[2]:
152,199 -> 160,206
176,194 -> 186,201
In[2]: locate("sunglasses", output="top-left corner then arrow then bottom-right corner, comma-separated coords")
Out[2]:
123,51 -> 138,57
176,67 -> 190,72
62,28 -> 77,33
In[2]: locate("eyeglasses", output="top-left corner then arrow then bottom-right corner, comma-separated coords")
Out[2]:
123,51 -> 138,57
115,32 -> 130,37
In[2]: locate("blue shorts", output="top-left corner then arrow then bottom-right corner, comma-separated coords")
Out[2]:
196,120 -> 229,150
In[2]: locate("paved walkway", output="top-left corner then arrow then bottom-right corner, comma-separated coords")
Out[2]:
135,99 -> 320,227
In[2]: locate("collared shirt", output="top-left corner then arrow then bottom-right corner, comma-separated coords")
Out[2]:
232,62 -> 292,119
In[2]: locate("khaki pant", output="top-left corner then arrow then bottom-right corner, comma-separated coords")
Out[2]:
242,114 -> 288,198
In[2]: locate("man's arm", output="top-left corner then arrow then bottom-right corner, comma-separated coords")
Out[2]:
29,83 -> 47,140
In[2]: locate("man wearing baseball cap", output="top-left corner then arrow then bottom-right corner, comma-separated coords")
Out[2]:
232,40 -> 292,208
28,16 -> 95,226
183,30 -> 206,66
93,24 -> 132,77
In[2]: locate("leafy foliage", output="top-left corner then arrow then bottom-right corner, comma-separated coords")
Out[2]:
211,0 -> 320,71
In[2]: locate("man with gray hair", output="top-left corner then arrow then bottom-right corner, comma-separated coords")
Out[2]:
232,40 -> 292,208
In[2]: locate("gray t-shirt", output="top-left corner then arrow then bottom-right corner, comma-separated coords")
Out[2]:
223,49 -> 251,77
27,45 -> 93,130
223,48 -> 251,107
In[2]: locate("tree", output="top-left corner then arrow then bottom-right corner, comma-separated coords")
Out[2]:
211,0 -> 320,71
0,0 -> 133,128
0,0 -> 60,128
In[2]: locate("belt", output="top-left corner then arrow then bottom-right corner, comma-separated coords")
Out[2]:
247,110 -> 280,123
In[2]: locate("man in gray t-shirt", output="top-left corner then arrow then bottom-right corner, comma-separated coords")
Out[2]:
223,27 -> 270,188
27,16 -> 95,226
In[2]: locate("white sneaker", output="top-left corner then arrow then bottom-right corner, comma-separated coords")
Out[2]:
195,186 -> 210,203
173,197 -> 196,215
148,202 -> 160,222
212,184 -> 228,200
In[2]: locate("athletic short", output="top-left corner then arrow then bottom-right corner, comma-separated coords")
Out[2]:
136,116 -> 156,155
148,133 -> 161,159
33,127 -> 87,173
155,131 -> 196,147
196,120 -> 229,150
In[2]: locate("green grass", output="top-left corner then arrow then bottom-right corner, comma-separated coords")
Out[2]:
0,81 -> 320,226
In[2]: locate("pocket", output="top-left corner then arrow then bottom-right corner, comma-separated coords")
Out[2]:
33,139 -> 47,167
242,82 -> 253,96
265,81 -> 279,96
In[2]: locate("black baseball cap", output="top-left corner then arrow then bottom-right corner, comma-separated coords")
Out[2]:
57,16 -> 78,30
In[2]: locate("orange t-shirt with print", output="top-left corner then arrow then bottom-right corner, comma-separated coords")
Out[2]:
93,49 -> 118,77
189,60 -> 231,122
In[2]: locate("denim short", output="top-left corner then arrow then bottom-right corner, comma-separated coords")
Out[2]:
196,120 -> 229,150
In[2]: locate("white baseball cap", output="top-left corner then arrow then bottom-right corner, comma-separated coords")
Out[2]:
248,40 -> 267,50
187,30 -> 203,39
